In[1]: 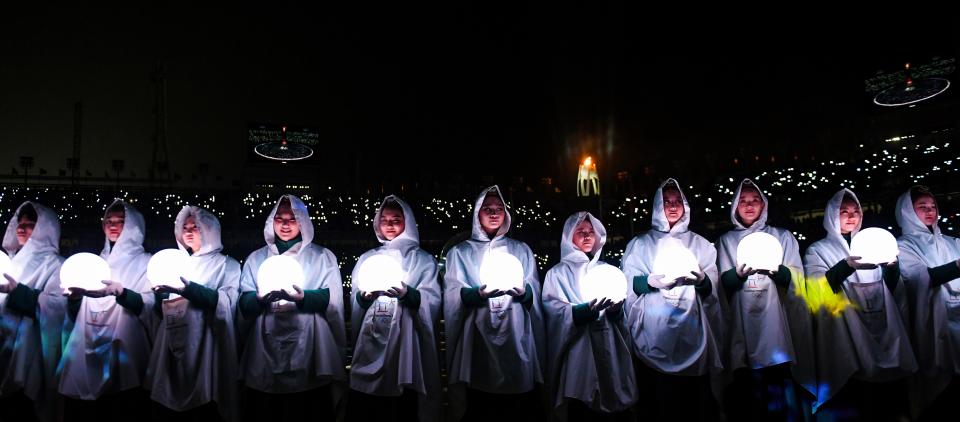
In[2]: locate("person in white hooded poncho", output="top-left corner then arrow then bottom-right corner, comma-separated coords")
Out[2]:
620,179 -> 721,421
715,179 -> 815,420
894,186 -> 960,419
543,211 -> 637,422
236,195 -> 346,421
141,206 -> 240,421
347,195 -> 441,422
0,202 -> 65,422
803,189 -> 916,419
443,185 -> 546,422
58,200 -> 155,422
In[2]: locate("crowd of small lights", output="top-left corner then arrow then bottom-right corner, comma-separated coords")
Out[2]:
512,201 -> 558,230
423,198 -> 472,231
2,131 -> 958,275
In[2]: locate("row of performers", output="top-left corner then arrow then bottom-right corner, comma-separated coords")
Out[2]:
0,180 -> 957,421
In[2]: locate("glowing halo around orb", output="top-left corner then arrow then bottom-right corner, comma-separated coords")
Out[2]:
479,251 -> 524,292
652,239 -> 700,283
356,254 -> 404,293
256,255 -> 305,296
580,264 -> 628,303
147,249 -> 190,289
850,228 -> 899,265
60,253 -> 112,292
736,232 -> 784,272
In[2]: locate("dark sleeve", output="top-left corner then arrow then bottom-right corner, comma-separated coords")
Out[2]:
239,291 -> 266,319
632,275 -> 657,295
572,303 -> 600,326
772,265 -> 792,288
516,284 -> 534,310
825,259 -> 856,293
883,262 -> 901,292
721,268 -> 746,299
296,288 -> 330,314
398,285 -> 421,310
356,291 -> 375,310
460,286 -> 487,307
115,288 -> 144,315
928,261 -> 960,287
67,296 -> 82,321
153,291 -> 169,316
695,273 -> 713,298
5,283 -> 40,316
181,282 -> 219,311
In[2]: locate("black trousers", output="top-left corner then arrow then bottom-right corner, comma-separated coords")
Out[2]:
462,387 -> 545,422
242,385 -> 336,422
346,388 -> 419,422
817,377 -> 909,422
722,363 -> 812,421
150,400 -> 223,422
634,362 -> 719,422
0,390 -> 38,422
63,388 -> 151,422
566,398 -> 635,422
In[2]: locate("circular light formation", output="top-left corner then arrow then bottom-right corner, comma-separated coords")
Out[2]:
254,142 -> 315,161
736,232 -> 784,272
652,239 -> 700,283
60,253 -> 112,292
850,227 -> 899,265
580,264 -> 628,303
147,249 -> 190,289
256,255 -> 305,296
0,253 -> 13,279
874,78 -> 950,107
479,251 -> 524,292
356,254 -> 404,293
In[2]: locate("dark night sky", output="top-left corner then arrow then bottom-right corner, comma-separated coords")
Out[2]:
2,5 -> 958,189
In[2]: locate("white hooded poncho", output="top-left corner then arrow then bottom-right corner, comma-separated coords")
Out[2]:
715,179 -> 816,395
895,188 -> 960,410
144,206 -> 240,420
58,200 -> 154,399
238,195 -> 347,395
543,212 -> 637,419
349,195 -> 441,422
443,185 -> 546,421
0,202 -> 65,417
803,189 -> 916,412
621,179 -> 722,376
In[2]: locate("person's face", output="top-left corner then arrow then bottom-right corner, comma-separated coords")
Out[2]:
181,216 -> 202,252
15,215 -> 36,246
478,195 -> 505,235
913,195 -> 939,227
103,210 -> 125,242
662,189 -> 684,227
273,205 -> 301,242
737,189 -> 765,227
571,219 -> 596,253
379,208 -> 405,241
838,199 -> 861,234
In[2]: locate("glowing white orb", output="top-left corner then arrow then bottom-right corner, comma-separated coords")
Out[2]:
147,249 -> 189,288
736,232 -> 784,272
479,251 -> 524,292
0,253 -> 13,279
851,227 -> 899,265
256,255 -> 305,296
356,254 -> 404,293
652,239 -> 700,283
580,264 -> 628,303
60,253 -> 112,292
